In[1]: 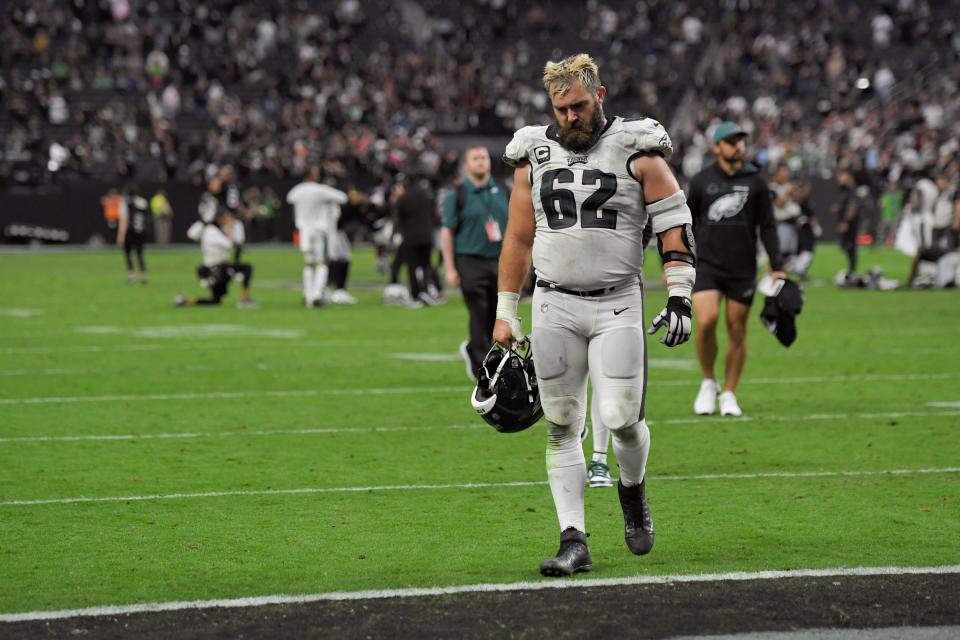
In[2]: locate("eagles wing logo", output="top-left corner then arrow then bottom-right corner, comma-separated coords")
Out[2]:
707,191 -> 749,222
658,133 -> 673,154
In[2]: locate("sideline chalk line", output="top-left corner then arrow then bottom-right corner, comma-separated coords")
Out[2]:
2,564 -> 959,623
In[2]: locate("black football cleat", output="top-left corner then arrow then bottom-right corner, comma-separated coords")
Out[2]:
618,478 -> 655,555
539,527 -> 592,577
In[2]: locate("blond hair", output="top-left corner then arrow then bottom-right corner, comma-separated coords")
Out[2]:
542,53 -> 601,98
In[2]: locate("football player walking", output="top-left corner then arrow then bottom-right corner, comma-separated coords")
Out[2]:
494,54 -> 696,576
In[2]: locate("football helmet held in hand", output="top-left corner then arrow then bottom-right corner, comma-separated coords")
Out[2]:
470,338 -> 543,433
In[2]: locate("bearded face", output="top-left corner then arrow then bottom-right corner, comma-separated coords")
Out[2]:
557,99 -> 606,153
716,136 -> 747,164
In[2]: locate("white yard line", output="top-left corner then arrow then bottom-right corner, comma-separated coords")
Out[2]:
2,467 -> 957,507
650,409 -> 960,426
0,338 -> 451,355
0,362 -> 346,377
2,409 -> 958,444
0,358 -> 696,376
0,308 -> 45,318
0,424 -> 483,443
657,372 -> 958,386
0,480 -> 546,506
390,353 -> 462,362
0,386 -> 467,405
2,372 -> 958,405
1,339 -> 954,355
1,564 -> 958,623
0,344 -> 167,355
0,367 -> 97,377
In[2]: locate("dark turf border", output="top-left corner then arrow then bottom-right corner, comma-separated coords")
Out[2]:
4,573 -> 959,639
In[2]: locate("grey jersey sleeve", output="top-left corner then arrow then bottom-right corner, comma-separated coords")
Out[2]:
621,119 -> 684,233
623,118 -> 674,165
502,126 -> 538,167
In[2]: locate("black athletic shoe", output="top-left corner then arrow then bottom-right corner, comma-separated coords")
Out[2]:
539,527 -> 592,577
618,478 -> 655,555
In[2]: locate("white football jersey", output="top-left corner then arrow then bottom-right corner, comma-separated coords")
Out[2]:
503,116 -> 673,289
772,182 -> 801,221
287,182 -> 348,233
187,221 -> 234,266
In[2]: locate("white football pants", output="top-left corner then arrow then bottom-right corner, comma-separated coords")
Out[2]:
531,281 -> 651,534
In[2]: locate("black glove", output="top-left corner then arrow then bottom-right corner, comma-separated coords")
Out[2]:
647,296 -> 692,347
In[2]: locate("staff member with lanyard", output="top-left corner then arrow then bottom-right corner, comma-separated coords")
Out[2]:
441,145 -> 509,380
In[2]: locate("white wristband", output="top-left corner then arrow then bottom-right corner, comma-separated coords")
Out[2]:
664,265 -> 696,299
496,291 -> 520,321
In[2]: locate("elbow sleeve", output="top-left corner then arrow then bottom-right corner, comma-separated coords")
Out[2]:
646,191 -> 692,235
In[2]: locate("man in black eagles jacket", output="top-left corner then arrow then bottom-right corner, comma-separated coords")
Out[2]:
686,122 -> 785,418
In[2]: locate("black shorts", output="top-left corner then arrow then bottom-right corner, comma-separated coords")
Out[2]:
693,268 -> 757,306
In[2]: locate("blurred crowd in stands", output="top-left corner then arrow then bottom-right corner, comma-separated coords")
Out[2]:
2,0 -> 959,259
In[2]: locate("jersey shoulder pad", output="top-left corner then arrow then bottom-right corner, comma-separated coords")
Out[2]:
502,125 -> 549,167
618,117 -> 674,160
186,221 -> 204,242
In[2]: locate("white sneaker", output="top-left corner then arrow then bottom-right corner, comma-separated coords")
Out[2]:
418,291 -> 442,306
694,379 -> 720,415
330,289 -> 358,305
459,340 -> 477,382
718,391 -> 742,417
587,460 -> 614,488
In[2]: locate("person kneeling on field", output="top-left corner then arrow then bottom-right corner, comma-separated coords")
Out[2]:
174,210 -> 257,308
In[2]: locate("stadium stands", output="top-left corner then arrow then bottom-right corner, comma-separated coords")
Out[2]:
1,0 -> 958,196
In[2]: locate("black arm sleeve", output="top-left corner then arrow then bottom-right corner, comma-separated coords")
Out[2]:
757,183 -> 785,271
641,217 -> 654,247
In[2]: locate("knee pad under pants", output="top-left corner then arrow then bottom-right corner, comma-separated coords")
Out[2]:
611,420 -> 649,448
532,327 -> 588,447
588,326 -> 647,431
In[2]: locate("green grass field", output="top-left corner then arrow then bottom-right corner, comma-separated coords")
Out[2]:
1,243 -> 958,615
